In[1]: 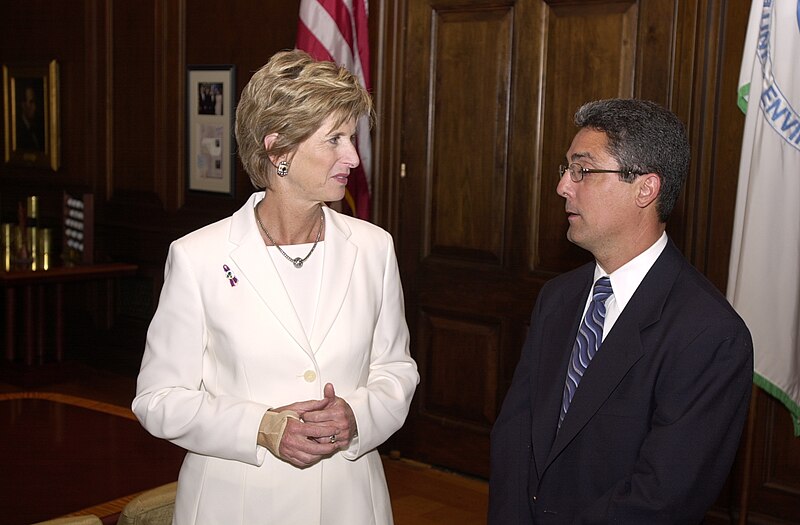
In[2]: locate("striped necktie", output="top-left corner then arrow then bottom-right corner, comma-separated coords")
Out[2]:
559,276 -> 613,428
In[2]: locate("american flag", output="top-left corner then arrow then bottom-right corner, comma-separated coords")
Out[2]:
296,0 -> 372,221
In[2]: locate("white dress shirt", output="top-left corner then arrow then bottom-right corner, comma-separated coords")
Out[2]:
590,232 -> 668,340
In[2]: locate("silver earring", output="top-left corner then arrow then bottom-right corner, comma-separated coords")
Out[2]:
277,160 -> 289,177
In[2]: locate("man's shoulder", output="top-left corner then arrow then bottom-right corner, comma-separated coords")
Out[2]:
645,245 -> 750,338
673,260 -> 743,321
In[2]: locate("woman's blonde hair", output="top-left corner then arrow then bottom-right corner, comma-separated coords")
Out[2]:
235,49 -> 374,189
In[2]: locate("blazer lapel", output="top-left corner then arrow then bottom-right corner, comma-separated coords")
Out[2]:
544,241 -> 682,469
227,194 -> 312,355
309,208 -> 357,351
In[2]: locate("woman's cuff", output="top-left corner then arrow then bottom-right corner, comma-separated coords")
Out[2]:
257,409 -> 300,457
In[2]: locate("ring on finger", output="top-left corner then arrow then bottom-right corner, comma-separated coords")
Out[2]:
329,435 -> 337,444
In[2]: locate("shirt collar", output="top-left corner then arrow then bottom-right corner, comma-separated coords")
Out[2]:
595,232 -> 668,311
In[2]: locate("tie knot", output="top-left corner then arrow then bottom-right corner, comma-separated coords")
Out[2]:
592,276 -> 613,302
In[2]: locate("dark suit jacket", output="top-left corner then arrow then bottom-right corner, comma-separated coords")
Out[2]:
489,240 -> 753,524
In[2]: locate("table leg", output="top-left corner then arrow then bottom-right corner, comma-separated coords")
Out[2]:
37,285 -> 45,365
24,285 -> 34,366
55,283 -> 64,362
105,278 -> 115,330
4,287 -> 15,362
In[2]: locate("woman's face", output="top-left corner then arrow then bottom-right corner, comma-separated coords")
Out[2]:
284,114 -> 360,204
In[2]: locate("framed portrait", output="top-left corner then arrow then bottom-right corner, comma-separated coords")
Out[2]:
2,60 -> 60,170
186,65 -> 236,195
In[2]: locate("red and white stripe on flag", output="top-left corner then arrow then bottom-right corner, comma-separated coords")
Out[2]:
297,0 -> 372,221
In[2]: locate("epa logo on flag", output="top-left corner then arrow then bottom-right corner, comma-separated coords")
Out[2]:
752,0 -> 800,149
729,0 -> 800,437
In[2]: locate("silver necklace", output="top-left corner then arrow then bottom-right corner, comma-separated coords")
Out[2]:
255,204 -> 324,269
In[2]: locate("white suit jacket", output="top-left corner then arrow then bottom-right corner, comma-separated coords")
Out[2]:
132,192 -> 419,525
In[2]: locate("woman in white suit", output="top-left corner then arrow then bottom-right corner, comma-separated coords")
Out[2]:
132,50 -> 419,524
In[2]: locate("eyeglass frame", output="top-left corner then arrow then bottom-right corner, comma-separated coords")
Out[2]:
558,162 -> 642,183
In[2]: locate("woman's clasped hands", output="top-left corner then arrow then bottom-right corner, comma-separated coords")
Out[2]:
272,383 -> 358,468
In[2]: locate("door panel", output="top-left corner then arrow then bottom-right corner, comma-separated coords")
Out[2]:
427,7 -> 512,264
420,310 -> 501,427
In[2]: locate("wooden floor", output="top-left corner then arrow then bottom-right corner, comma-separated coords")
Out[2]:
383,457 -> 489,525
0,360 -> 488,525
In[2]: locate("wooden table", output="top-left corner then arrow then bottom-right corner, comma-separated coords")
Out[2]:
0,392 -> 184,524
1,263 -> 138,365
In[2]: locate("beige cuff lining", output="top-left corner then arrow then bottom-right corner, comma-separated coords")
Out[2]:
257,410 -> 300,457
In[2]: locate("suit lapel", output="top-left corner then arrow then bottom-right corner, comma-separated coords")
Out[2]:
227,194 -> 312,355
309,208 -> 357,351
531,266 -> 593,475
542,241 -> 683,470
546,315 -> 646,465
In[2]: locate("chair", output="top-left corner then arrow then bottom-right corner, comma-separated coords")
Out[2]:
116,482 -> 177,525
31,516 -> 102,525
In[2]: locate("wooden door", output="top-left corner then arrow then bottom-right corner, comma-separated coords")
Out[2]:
393,0 -> 694,478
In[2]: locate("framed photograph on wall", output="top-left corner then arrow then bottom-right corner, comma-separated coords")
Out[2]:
186,65 -> 236,195
2,60 -> 60,170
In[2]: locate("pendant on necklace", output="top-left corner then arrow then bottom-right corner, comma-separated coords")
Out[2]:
254,203 -> 324,269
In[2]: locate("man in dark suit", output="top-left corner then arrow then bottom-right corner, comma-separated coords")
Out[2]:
489,99 -> 753,524
16,86 -> 45,151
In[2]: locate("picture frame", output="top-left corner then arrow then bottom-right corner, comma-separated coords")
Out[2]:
2,60 -> 60,170
186,65 -> 236,195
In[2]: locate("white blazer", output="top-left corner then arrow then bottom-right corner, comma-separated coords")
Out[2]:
133,192 -> 419,525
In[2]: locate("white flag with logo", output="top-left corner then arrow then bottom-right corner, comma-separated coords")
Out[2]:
727,0 -> 800,435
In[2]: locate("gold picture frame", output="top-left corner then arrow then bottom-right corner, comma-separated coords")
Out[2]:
3,60 -> 60,170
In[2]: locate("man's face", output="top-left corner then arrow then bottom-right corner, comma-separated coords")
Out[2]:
555,128 -> 641,258
22,87 -> 37,120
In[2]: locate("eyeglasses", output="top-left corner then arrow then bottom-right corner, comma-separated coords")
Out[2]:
558,162 -> 640,183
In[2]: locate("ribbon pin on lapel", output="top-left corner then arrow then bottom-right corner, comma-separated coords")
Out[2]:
223,264 -> 238,287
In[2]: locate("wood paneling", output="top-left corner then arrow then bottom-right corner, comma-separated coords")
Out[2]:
742,389 -> 800,524
427,7 -> 511,264
419,310 -> 500,426
111,1 -> 159,197
0,1 -> 97,198
397,0 -> 542,476
1,0 -> 799,522
386,0 -> 800,521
